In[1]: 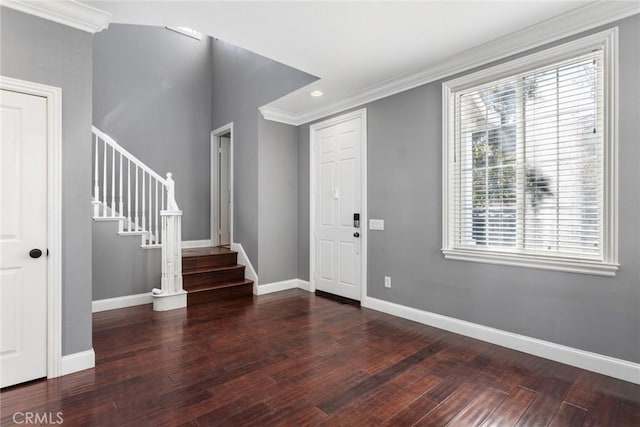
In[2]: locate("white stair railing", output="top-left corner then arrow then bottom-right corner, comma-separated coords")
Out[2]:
92,126 -> 185,311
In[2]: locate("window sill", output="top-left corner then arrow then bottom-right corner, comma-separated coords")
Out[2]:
442,248 -> 619,276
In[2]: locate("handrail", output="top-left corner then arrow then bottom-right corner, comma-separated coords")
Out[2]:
92,125 -> 168,186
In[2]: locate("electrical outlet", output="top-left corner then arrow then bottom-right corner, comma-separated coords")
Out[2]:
384,276 -> 391,288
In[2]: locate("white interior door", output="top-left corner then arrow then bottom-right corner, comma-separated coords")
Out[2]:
0,89 -> 48,388
313,115 -> 363,301
219,136 -> 231,246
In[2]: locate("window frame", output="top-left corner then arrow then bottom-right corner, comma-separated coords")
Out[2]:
442,28 -> 619,276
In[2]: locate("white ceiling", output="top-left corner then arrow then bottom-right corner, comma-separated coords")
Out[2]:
85,1 -> 634,124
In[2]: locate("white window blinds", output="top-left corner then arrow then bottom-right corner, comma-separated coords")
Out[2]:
443,29 -> 618,275
452,50 -> 605,258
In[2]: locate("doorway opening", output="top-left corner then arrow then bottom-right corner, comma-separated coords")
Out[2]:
211,123 -> 233,248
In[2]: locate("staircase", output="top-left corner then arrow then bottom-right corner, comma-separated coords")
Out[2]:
182,247 -> 253,306
92,126 -> 185,311
92,126 -> 254,310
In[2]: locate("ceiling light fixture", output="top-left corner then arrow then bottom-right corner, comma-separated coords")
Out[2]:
310,90 -> 324,97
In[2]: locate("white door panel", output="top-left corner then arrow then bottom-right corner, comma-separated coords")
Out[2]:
1,89 -> 48,388
314,115 -> 363,301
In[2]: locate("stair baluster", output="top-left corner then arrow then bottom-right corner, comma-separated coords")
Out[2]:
127,159 -> 132,233
118,152 -> 123,232
111,145 -> 116,216
135,165 -> 139,233
102,137 -> 107,217
93,134 -> 100,217
141,171 -> 146,240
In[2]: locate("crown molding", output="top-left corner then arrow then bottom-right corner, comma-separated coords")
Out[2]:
259,105 -> 300,126
0,0 -> 111,33
261,0 -> 639,126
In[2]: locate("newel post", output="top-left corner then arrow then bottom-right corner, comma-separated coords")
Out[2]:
152,173 -> 186,311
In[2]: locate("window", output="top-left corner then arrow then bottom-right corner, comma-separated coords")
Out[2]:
442,29 -> 618,276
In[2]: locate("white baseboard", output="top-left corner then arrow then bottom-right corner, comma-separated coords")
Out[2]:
256,279 -> 298,295
92,292 -> 152,313
297,280 -> 312,292
182,239 -> 213,248
60,349 -> 95,376
363,297 -> 640,385
231,242 -> 259,291
256,279 -> 312,295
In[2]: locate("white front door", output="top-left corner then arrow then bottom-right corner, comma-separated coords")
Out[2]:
0,89 -> 48,388
313,112 -> 365,301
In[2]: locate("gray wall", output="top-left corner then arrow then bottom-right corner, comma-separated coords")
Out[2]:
258,117 -> 299,284
92,24 -> 213,299
298,15 -> 640,363
92,223 -> 160,300
297,125 -> 311,281
0,7 -> 93,355
93,24 -> 212,240
211,39 -> 317,270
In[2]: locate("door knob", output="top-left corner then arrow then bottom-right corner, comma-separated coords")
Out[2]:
353,232 -> 360,238
29,249 -> 42,259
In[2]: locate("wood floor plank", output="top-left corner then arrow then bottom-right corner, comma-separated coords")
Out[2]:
548,402 -> 588,427
515,394 -> 562,427
1,290 -> 638,427
582,392 -> 621,427
383,394 -> 439,426
617,402 -> 640,427
481,387 -> 538,427
415,383 -> 481,426
448,386 -> 509,426
316,341 -> 445,415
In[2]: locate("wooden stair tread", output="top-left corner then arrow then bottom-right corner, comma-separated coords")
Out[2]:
186,279 -> 254,293
181,246 -> 250,306
182,246 -> 235,258
182,264 -> 244,276
186,280 -> 253,306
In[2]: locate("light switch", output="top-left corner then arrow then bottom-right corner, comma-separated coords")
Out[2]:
369,219 -> 384,230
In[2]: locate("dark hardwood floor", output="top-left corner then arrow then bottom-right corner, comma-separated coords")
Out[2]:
1,290 -> 638,426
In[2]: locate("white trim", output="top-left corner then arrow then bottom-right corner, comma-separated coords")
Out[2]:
152,290 -> 187,311
255,279 -> 299,295
60,349 -> 95,376
1,76 -> 64,379
309,109 -> 367,303
441,28 -> 619,276
181,239 -> 214,249
92,293 -> 152,313
166,26 -> 202,41
231,242 -> 258,292
441,249 -> 619,277
256,279 -> 313,295
259,105 -> 300,126
363,297 -> 640,385
211,123 -> 234,247
0,0 -> 111,33
260,1 -> 638,126
297,280 -> 312,292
